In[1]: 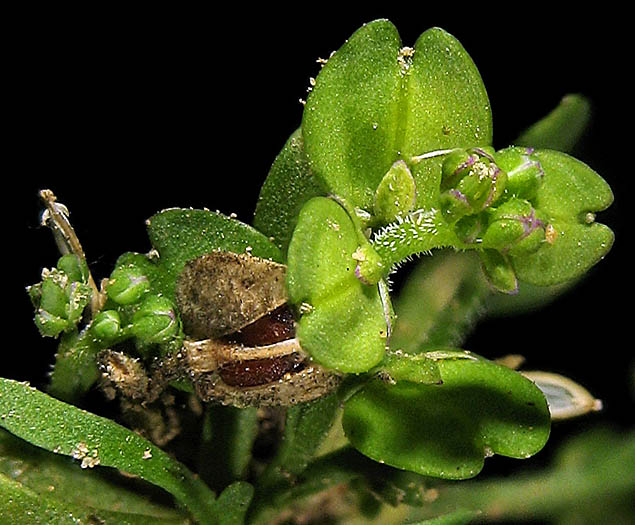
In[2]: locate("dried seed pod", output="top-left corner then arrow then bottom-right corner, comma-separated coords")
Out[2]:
175,251 -> 287,339
183,337 -> 341,407
176,251 -> 341,407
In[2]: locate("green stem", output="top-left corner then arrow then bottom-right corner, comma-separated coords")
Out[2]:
361,208 -> 460,282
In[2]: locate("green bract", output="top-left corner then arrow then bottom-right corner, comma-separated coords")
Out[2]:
342,352 -> 550,479
287,197 -> 389,372
147,208 -> 283,300
303,20 -> 492,214
510,150 -> 614,285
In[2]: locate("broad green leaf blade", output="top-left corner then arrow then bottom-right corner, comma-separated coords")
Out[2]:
253,128 -> 325,254
0,474 -> 189,525
212,481 -> 254,525
513,221 -> 614,286
411,428 -> 635,523
404,27 -> 493,209
302,21 -> 492,214
287,197 -> 360,304
0,378 -> 216,524
0,429 -> 187,520
515,94 -> 591,153
532,150 -> 613,220
302,19 -> 403,211
146,208 -> 283,301
512,150 -> 614,286
296,284 -> 388,373
287,197 -> 388,372
342,353 -> 550,479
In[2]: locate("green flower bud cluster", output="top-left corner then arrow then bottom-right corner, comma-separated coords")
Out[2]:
91,262 -> 180,351
438,146 -> 549,293
27,254 -> 92,337
439,147 -> 507,223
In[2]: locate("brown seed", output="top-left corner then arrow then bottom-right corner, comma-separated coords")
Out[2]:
218,353 -> 305,387
227,304 -> 296,346
175,251 -> 288,339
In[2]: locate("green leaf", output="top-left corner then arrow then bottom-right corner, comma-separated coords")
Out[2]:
511,150 -> 614,286
302,20 -> 492,213
211,481 -> 254,525
412,427 -> 635,523
0,378 -> 216,524
532,150 -> 613,220
198,405 -> 259,492
48,329 -> 101,402
403,27 -> 493,209
302,20 -> 403,212
253,128 -> 325,254
379,351 -> 442,385
287,197 -> 388,372
342,353 -> 550,479
515,94 -> 591,153
257,393 -> 340,490
146,208 -> 283,301
0,429 -> 187,522
0,473 -> 189,525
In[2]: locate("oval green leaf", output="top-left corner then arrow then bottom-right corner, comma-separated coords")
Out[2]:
253,128 -> 326,255
302,20 -> 492,213
146,208 -> 283,300
287,197 -> 388,372
404,27 -> 493,209
511,150 -> 614,286
302,20 -> 403,212
342,353 -> 550,479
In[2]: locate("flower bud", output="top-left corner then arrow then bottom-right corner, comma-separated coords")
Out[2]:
34,309 -> 69,338
65,281 -> 92,325
482,199 -> 545,256
440,148 -> 507,222
131,295 -> 178,344
453,214 -> 486,245
92,310 -> 122,340
105,265 -> 150,305
28,262 -> 91,337
479,249 -> 518,295
37,273 -> 68,319
494,146 -> 544,200
56,254 -> 89,284
374,160 -> 416,224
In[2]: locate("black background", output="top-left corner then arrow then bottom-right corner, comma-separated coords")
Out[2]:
9,8 -> 632,467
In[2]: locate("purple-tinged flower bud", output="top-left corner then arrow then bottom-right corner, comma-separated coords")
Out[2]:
131,295 -> 179,344
479,249 -> 518,295
440,147 -> 507,222
105,265 -> 150,305
494,146 -> 544,200
482,199 -> 546,256
92,310 -> 121,341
